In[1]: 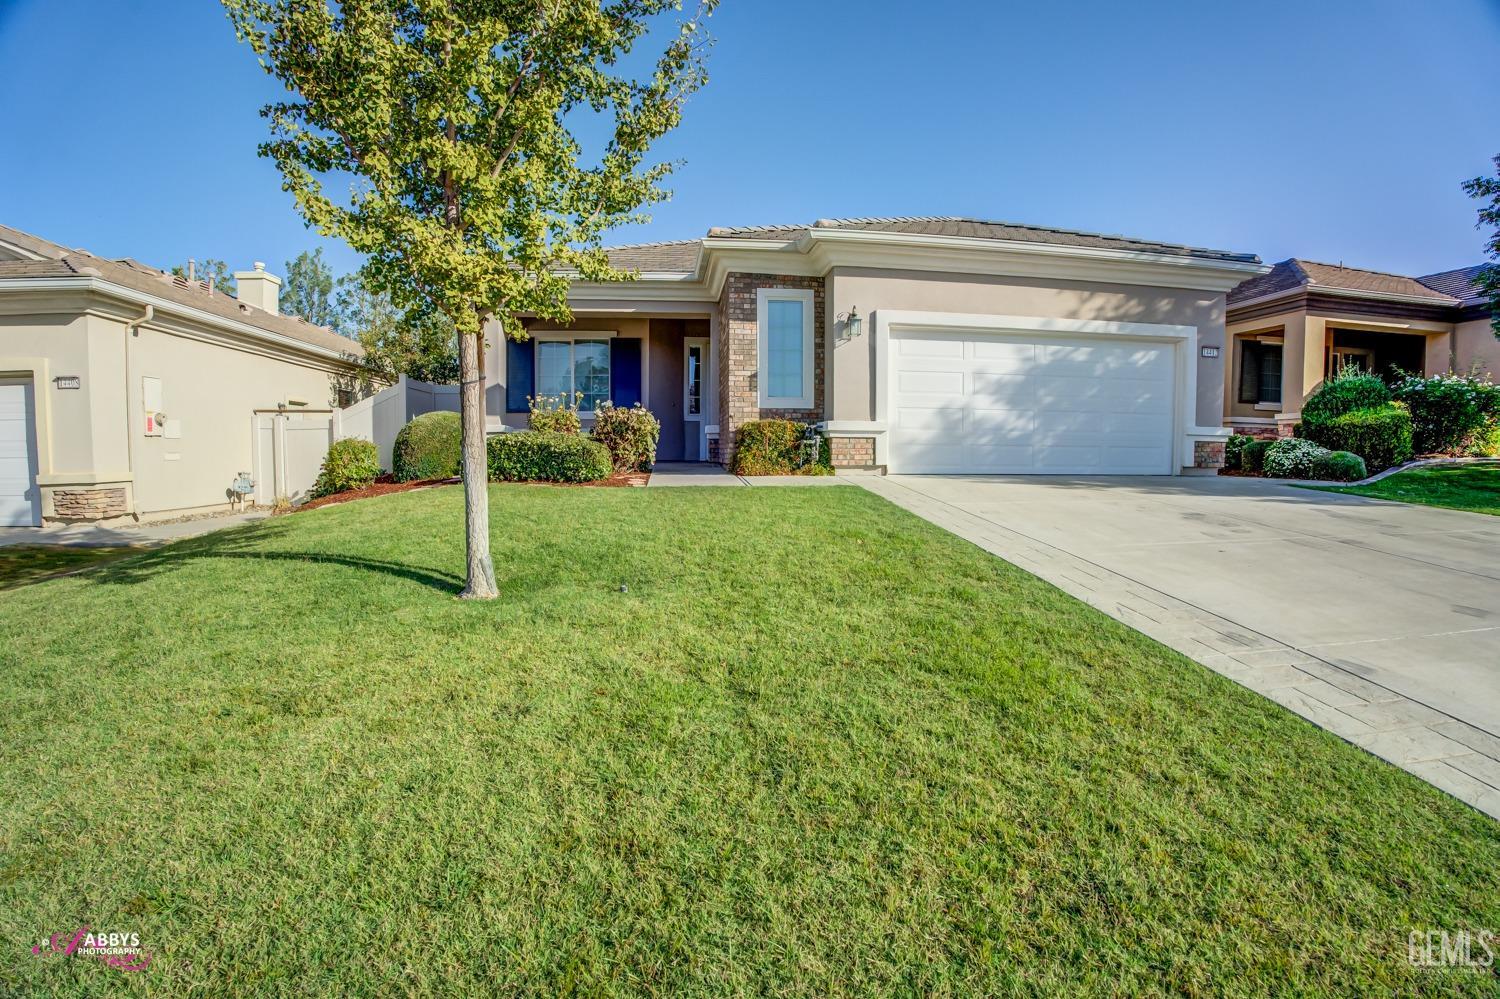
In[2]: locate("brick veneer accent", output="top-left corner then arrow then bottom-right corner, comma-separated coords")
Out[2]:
52,487 -> 128,521
828,436 -> 875,468
716,272 -> 825,466
1192,440 -> 1227,469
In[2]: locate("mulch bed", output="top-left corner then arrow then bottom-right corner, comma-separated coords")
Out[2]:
297,470 -> 648,511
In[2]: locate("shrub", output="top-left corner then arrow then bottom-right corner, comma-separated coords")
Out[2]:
1468,424 -> 1500,457
1391,372 -> 1500,455
1310,450 -> 1367,482
731,420 -> 832,476
311,438 -> 381,498
1300,369 -> 1392,429
1223,434 -> 1254,471
486,431 -> 611,483
1263,438 -> 1329,479
1241,439 -> 1272,474
391,411 -> 462,482
1301,403 -> 1413,472
528,392 -> 582,435
591,402 -> 660,472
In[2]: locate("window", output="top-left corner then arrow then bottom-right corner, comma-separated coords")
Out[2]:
757,287 -> 815,408
535,337 -> 610,412
1238,340 -> 1283,406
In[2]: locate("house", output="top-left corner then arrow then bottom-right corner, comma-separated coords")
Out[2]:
0,222 -> 370,526
1224,259 -> 1494,438
488,217 -> 1268,474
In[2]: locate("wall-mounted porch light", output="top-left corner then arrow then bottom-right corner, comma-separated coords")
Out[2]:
839,306 -> 862,342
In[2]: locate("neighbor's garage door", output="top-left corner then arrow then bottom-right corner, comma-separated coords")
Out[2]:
0,378 -> 40,526
887,329 -> 1175,475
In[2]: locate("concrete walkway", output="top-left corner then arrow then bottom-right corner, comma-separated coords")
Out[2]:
853,472 -> 1500,821
0,511 -> 269,549
647,462 -> 852,487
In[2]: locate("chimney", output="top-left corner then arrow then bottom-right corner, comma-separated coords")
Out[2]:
233,261 -> 282,314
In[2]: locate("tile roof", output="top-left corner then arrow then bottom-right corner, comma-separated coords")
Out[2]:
1417,264 -> 1492,307
1229,258 -> 1465,306
0,222 -> 363,358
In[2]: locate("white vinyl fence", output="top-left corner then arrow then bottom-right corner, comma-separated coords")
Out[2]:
336,376 -> 460,471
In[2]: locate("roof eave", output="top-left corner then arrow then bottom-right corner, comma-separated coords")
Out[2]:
1228,283 -> 1461,314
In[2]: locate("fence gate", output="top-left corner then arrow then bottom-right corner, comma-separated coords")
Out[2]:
253,410 -> 335,505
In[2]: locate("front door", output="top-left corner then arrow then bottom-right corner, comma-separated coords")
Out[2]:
683,338 -> 707,461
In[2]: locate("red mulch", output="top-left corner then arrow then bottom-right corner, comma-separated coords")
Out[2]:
297,470 -> 648,511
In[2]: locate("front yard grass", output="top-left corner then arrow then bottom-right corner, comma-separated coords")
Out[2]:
0,545 -> 141,591
1,485 -> 1496,996
1312,461 -> 1500,516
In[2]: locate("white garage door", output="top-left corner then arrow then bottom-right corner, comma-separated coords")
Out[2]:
0,378 -> 40,526
888,329 -> 1176,475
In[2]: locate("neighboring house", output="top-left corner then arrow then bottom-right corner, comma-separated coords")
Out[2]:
1224,259 -> 1495,437
490,217 -> 1268,474
0,223 -> 370,526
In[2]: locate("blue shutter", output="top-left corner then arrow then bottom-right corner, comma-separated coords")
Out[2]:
506,338 -> 534,413
610,337 -> 642,408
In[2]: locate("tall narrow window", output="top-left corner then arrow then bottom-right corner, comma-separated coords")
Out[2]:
757,288 -> 815,408
686,343 -> 703,415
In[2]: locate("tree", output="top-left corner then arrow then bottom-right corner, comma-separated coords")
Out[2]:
281,248 -> 341,329
224,0 -> 715,599
170,258 -> 236,297
337,269 -> 460,383
1463,155 -> 1500,338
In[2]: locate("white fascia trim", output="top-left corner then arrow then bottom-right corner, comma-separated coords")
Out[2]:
1186,426 -> 1232,439
0,276 -> 357,363
820,420 -> 887,434
757,287 -> 815,409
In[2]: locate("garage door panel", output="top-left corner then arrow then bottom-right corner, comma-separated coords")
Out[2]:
889,328 -> 1176,476
0,380 -> 39,526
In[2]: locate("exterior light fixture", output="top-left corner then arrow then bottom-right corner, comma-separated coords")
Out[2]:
844,307 -> 862,340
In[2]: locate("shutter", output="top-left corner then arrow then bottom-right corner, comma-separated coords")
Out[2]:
506,338 -> 534,413
610,337 -> 642,408
1238,342 -> 1261,404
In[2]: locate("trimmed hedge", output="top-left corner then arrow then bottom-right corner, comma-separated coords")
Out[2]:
392,411 -> 462,482
731,420 -> 832,476
486,431 -> 612,483
1241,439 -> 1272,474
1311,450 -> 1367,482
591,402 -> 660,472
1301,404 -> 1413,473
311,438 -> 380,498
1224,434 -> 1254,472
1263,438 -> 1328,479
1301,370 -> 1392,429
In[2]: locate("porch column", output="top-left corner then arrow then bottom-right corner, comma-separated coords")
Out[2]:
1278,315 -> 1326,435
1424,331 -> 1453,376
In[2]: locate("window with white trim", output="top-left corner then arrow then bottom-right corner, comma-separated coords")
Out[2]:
757,287 -> 815,408
536,337 -> 610,413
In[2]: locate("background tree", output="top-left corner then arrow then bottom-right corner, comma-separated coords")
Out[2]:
338,269 -> 460,383
1463,155 -> 1500,337
281,247 -> 341,329
224,0 -> 715,599
169,258 -> 236,297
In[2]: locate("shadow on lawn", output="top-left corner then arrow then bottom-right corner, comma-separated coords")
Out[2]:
86,519 -> 465,594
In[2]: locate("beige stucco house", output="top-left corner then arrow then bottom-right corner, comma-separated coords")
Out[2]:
489,217 -> 1269,475
0,223 -> 370,526
1224,259 -> 1494,437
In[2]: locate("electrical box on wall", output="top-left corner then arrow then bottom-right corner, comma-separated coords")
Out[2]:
142,376 -> 164,437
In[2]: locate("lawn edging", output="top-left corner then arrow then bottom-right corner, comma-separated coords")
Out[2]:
1342,455 -> 1499,487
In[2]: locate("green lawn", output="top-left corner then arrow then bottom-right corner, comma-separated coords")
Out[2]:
0,545 -> 141,591
1,485 -> 1496,996
1313,462 -> 1500,516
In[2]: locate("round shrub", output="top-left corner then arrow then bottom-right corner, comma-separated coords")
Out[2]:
486,431 -> 611,483
1301,370 -> 1392,429
1310,450 -> 1367,482
311,438 -> 380,498
732,420 -> 832,476
1263,437 -> 1329,479
1241,438 -> 1272,474
392,411 -> 462,482
591,402 -> 660,472
1392,372 -> 1500,455
528,394 -> 582,435
1223,434 -> 1254,471
1301,403 -> 1413,473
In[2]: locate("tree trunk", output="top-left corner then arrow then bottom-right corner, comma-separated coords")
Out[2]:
457,325 -> 498,599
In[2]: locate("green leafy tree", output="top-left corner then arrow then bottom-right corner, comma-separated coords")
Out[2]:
337,269 -> 460,383
281,248 -> 340,329
224,0 -> 715,599
1463,155 -> 1500,337
169,258 -> 236,297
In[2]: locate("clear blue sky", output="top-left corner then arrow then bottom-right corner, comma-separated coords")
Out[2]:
2,0 -> 1497,281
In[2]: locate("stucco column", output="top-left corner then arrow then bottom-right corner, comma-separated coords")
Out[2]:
1424,331 -> 1453,376
1278,315 -> 1325,432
